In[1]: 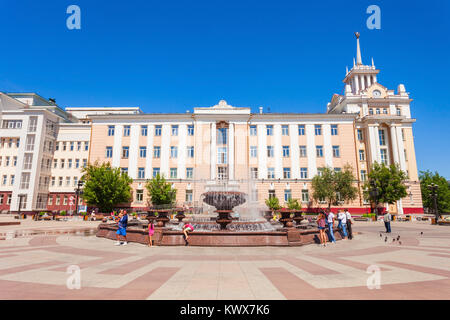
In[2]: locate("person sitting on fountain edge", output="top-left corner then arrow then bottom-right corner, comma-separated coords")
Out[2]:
115,210 -> 128,246
182,222 -> 194,245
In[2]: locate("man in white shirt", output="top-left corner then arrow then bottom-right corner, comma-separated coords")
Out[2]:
344,209 -> 353,240
326,210 -> 336,243
337,210 -> 348,239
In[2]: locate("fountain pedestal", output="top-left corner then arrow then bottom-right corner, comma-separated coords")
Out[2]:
216,210 -> 233,230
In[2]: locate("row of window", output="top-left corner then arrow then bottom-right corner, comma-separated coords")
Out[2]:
48,195 -> 82,206
55,141 -> 89,152
107,146 -> 195,159
250,145 -> 342,158
51,176 -> 81,187
0,156 -> 17,167
0,194 -> 12,205
1,175 -> 15,186
249,124 -> 339,136
368,107 -> 402,116
108,125 -> 195,137
119,167 -> 195,179
0,138 -> 20,148
52,159 -> 87,169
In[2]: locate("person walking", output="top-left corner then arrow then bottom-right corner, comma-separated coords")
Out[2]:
317,211 -> 327,247
115,210 -> 128,246
337,209 -> 348,239
148,220 -> 155,247
384,210 -> 392,233
326,209 -> 336,244
345,209 -> 353,240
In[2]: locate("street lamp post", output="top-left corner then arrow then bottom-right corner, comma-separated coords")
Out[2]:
369,180 -> 380,219
75,180 -> 84,215
427,183 -> 439,223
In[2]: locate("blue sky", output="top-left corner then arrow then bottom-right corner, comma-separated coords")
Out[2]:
1,0 -> 449,177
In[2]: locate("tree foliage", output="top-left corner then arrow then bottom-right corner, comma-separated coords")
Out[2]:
145,173 -> 177,208
419,170 -> 450,214
311,165 -> 358,209
265,196 -> 281,211
81,161 -> 133,213
286,198 -> 302,210
363,162 -> 408,205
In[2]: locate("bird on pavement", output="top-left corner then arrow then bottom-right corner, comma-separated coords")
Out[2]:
384,237 -> 388,242
397,235 -> 400,241
380,234 -> 383,238
392,238 -> 396,242
399,241 -> 402,245
420,232 -> 423,236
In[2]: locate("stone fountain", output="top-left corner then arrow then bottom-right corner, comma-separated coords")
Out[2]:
201,191 -> 246,230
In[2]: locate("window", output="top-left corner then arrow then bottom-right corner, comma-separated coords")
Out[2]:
250,168 -> 258,179
51,177 -> 55,186
282,146 -> 290,157
77,141 -> 81,151
361,170 -> 367,181
83,159 -> 87,168
331,124 -> 338,135
359,150 -> 365,161
153,168 -> 160,177
16,139 -> 20,148
380,149 -> 388,164
170,168 -> 177,179
316,146 -> 323,157
170,146 -> 178,158
53,159 -> 58,169
298,125 -> 305,136
250,146 -> 257,158
317,168 -> 325,177
357,129 -> 363,141
106,147 -> 113,158
187,146 -> 194,158
136,190 -> 144,202
266,125 -> 273,136
56,196 -> 60,205
267,168 -> 275,179
138,168 -> 145,179
108,126 -> 115,136
141,125 -> 148,136
376,108 -> 381,115
283,168 -> 291,179
300,168 -> 308,179
122,146 -> 129,158
63,196 -> 68,205
404,149 -> 408,161
70,142 -> 74,151
28,117 -> 37,132
171,125 -> 178,136
383,108 -> 388,114
334,167 -> 341,172
13,156 -> 17,167
153,146 -> 161,158
332,146 -> 340,158
73,176 -> 78,187
269,190 -> 276,199
2,175 -> 7,185
155,125 -> 162,136
60,159 -> 65,169
299,146 -> 307,157
250,125 -> 257,136
58,177 -> 63,186
139,146 -> 147,158
123,125 -> 131,136
26,135 -> 35,151
217,128 -> 227,144
369,108 -> 374,115
267,146 -> 274,157
379,129 -> 386,146
75,159 -> 80,168
185,190 -> 193,203
188,125 -> 194,136
284,190 -> 292,202
84,142 -> 89,151
217,147 -> 227,164
302,190 -> 309,203
396,107 -> 401,116
5,157 -> 10,166
55,142 -> 59,151
20,173 -> 30,189
282,125 -> 289,136
186,168 -> 194,179
121,168 -> 128,175
402,129 -> 405,141
68,159 -> 73,168
66,177 -> 71,186
315,125 -> 322,135
48,196 -> 53,206
2,120 -> 23,129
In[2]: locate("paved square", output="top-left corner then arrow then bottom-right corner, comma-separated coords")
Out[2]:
0,219 -> 449,300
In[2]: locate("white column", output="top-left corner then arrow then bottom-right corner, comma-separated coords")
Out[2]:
354,76 -> 359,93
257,124 -> 267,179
210,122 -> 216,180
112,124 -> 123,168
373,125 -> 381,163
160,124 -> 170,178
145,124 -> 154,179
396,126 -> 407,171
128,125 -> 139,179
390,125 -> 400,164
289,124 -> 299,179
305,124 -> 317,178
178,124 -> 187,179
274,124 -> 282,179
368,125 -> 379,164
323,124 -> 333,168
228,123 -> 235,180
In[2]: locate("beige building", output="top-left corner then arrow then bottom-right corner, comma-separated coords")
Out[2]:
0,35 -> 423,214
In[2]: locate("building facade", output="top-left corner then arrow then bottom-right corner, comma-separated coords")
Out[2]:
0,35 -> 423,214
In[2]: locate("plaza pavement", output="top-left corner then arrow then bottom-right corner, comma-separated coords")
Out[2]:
0,217 -> 449,300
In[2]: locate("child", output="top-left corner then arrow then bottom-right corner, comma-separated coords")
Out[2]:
148,221 -> 155,247
182,223 -> 194,245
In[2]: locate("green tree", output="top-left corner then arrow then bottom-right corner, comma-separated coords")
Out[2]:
81,161 -> 133,213
311,165 -> 358,209
265,196 -> 281,212
286,198 -> 302,210
146,173 -> 177,208
419,170 -> 450,214
363,162 -> 408,206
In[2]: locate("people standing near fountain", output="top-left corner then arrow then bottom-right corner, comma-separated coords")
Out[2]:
326,209 -> 336,244
148,220 -> 155,247
115,210 -> 128,246
337,209 -> 348,240
345,209 -> 353,240
182,222 -> 194,245
317,211 -> 327,247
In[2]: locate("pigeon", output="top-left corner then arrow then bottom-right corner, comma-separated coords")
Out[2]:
380,234 -> 382,238
392,238 -> 396,242
399,241 -> 402,245
397,235 -> 400,241
420,232 -> 423,236
384,237 -> 388,242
